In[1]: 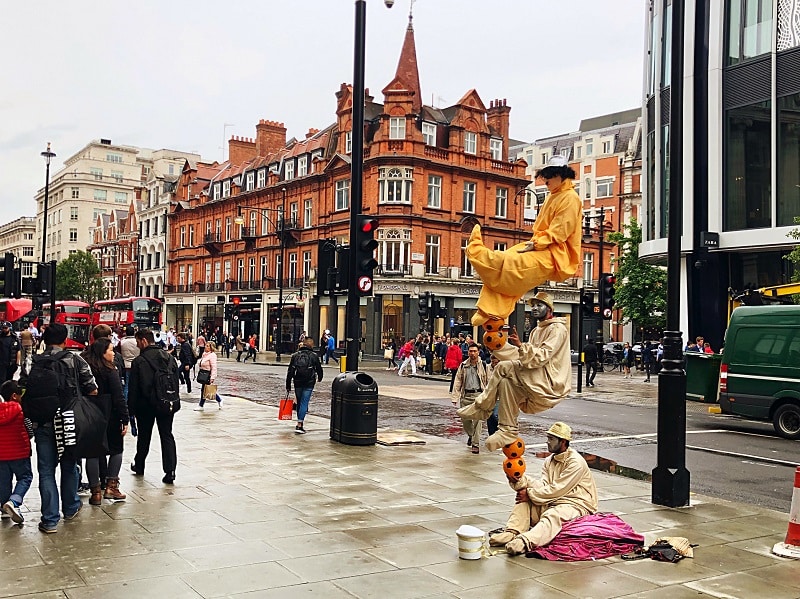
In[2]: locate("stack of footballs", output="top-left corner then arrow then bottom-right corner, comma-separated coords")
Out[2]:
502,438 -> 526,481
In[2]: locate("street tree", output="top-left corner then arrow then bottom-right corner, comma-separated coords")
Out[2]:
784,216 -> 800,303
55,250 -> 105,303
606,218 -> 666,332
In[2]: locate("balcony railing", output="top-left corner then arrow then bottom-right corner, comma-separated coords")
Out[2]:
424,266 -> 450,277
203,233 -> 222,244
376,264 -> 411,276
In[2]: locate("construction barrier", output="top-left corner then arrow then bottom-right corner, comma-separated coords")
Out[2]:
772,466 -> 800,559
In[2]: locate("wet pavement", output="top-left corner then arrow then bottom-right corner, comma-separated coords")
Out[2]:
2,359 -> 797,599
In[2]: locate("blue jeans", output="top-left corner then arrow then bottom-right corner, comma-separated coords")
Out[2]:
0,457 -> 33,507
33,425 -> 80,528
124,369 -> 131,402
294,386 -> 313,422
325,349 -> 338,364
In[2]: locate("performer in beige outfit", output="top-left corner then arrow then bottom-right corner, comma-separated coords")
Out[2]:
491,422 -> 598,556
457,291 -> 571,450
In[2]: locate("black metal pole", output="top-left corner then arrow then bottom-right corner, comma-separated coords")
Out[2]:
40,143 -> 56,264
277,198 -> 285,362
598,206 -> 605,342
48,260 -> 56,315
346,0 -> 366,373
577,286 -> 584,394
653,0 -> 690,507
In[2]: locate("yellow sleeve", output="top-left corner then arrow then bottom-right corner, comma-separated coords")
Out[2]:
533,193 -> 581,250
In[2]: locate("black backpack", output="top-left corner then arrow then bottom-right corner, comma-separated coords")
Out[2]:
292,350 -> 317,386
142,350 -> 181,415
22,349 -> 74,423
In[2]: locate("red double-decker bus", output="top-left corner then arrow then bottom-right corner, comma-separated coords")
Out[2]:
42,301 -> 91,349
91,297 -> 163,330
0,298 -> 36,331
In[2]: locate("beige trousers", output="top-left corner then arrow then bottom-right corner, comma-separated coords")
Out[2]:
459,392 -> 482,445
506,501 -> 584,548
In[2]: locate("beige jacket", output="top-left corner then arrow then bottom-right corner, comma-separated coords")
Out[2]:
514,317 -> 571,400
451,358 -> 490,405
512,447 -> 598,513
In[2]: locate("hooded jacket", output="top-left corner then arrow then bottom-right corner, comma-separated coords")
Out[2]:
0,401 -> 31,461
128,344 -> 180,417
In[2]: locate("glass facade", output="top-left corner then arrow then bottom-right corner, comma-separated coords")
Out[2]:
728,0 -> 774,64
725,100 -> 772,230
778,92 -> 800,225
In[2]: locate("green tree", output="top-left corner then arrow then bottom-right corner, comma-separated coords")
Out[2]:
606,218 -> 667,331
55,250 -> 105,303
786,216 -> 800,282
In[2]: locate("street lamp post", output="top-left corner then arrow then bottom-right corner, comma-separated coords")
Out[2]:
235,202 -> 286,362
40,144 -> 56,310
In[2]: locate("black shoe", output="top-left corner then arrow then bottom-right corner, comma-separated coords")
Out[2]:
162,472 -> 175,484
130,462 -> 144,476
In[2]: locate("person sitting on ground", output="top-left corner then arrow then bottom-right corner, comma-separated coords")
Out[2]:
490,422 -> 598,556
457,291 -> 571,451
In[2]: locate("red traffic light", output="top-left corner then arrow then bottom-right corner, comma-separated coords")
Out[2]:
360,218 -> 378,233
607,274 -> 617,285
232,296 -> 241,305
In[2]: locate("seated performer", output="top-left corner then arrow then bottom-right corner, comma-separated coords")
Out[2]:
490,422 -> 598,556
466,155 -> 581,330
457,291 -> 570,450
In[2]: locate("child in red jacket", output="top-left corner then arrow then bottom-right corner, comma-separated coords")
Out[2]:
0,380 -> 32,524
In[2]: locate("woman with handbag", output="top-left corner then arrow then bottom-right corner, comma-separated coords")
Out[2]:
194,342 -> 221,411
81,337 -> 128,505
383,338 -> 397,370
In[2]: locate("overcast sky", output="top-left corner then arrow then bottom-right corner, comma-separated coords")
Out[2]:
0,0 -> 645,226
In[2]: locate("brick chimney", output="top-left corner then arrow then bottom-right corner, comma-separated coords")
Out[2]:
228,135 -> 256,165
487,99 -> 511,161
306,128 -> 320,139
256,120 -> 287,156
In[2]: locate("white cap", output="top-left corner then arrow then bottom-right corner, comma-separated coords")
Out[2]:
324,329 -> 330,335
547,155 -> 568,167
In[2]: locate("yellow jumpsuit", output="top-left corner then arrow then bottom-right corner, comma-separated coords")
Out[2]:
466,179 -> 582,325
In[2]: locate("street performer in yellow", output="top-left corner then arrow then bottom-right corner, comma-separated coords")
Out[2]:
457,291 -> 570,450
466,155 -> 581,330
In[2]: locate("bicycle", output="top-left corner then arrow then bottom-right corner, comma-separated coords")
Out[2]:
601,353 -> 621,372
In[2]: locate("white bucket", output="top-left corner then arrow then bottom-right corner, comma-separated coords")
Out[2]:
456,525 -> 486,560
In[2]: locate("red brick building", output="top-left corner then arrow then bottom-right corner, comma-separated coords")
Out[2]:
88,201 -> 140,300
164,18 -> 530,354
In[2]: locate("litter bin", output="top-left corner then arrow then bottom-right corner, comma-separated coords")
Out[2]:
685,352 -> 722,403
330,372 -> 378,445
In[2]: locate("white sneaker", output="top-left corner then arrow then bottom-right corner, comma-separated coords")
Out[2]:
3,501 -> 24,524
194,406 -> 204,411
218,399 -> 223,410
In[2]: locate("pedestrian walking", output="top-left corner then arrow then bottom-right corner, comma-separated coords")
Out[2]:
0,380 -> 33,525
195,342 -> 222,411
397,339 -> 416,376
451,343 -> 490,454
234,333 -> 245,362
286,338 -> 323,434
81,338 -> 128,505
445,338 -> 463,392
128,329 -> 180,485
383,338 -> 397,370
176,332 -> 195,392
243,334 -> 258,363
641,340 -> 653,382
325,332 -> 338,365
621,342 -> 632,378
583,338 -> 599,387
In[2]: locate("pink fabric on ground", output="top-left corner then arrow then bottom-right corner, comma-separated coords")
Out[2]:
527,512 -> 644,561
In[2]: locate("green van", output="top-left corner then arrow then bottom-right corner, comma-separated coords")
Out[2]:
718,305 -> 800,440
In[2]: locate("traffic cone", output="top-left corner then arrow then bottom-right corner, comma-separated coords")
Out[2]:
772,466 -> 800,559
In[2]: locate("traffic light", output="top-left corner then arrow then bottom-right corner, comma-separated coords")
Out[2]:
355,214 -> 379,295
580,290 -> 595,317
0,253 -> 14,298
231,296 -> 241,321
418,291 -> 431,320
599,273 -> 616,320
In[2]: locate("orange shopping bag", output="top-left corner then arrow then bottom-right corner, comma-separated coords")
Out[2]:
278,392 -> 293,420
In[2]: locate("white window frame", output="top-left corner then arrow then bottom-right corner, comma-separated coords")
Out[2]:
389,117 -> 406,140
257,169 -> 266,188
297,156 -> 307,177
225,217 -> 231,240
462,181 -> 476,212
427,175 -> 442,208
246,172 -> 254,191
377,228 -> 412,273
425,234 -> 440,275
461,238 -> 474,277
71,187 -> 79,199
285,160 -> 294,180
69,228 -> 78,243
288,253 -> 298,286
464,131 -> 477,155
602,140 -> 612,154
586,138 -> 594,156
596,178 -> 614,198
303,251 -> 312,280
583,252 -> 595,285
378,167 -> 413,204
222,181 -> 231,198
70,206 -> 78,221
345,131 -> 352,154
495,187 -> 508,218
585,177 -> 592,199
213,183 -> 221,200
422,122 -> 436,146
335,179 -> 350,211
248,257 -> 256,284
303,199 -> 312,228
260,256 -> 268,280
490,138 -> 502,160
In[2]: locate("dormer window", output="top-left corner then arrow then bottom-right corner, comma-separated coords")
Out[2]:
297,156 -> 307,177
213,183 -> 221,200
257,169 -> 266,188
422,122 -> 436,146
222,180 -> 231,198
389,117 -> 406,140
245,172 -> 254,191
490,138 -> 502,161
464,132 -> 477,155
285,160 -> 294,181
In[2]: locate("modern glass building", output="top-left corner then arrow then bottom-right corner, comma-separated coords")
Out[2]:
642,0 -> 800,349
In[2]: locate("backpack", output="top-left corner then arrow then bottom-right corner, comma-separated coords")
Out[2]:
142,350 -> 181,415
22,350 -> 74,423
292,350 -> 317,385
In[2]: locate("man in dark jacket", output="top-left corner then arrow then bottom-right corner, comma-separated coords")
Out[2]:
0,322 -> 20,386
176,332 -> 194,393
285,338 -> 323,434
583,338 -> 599,387
128,329 -> 179,484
